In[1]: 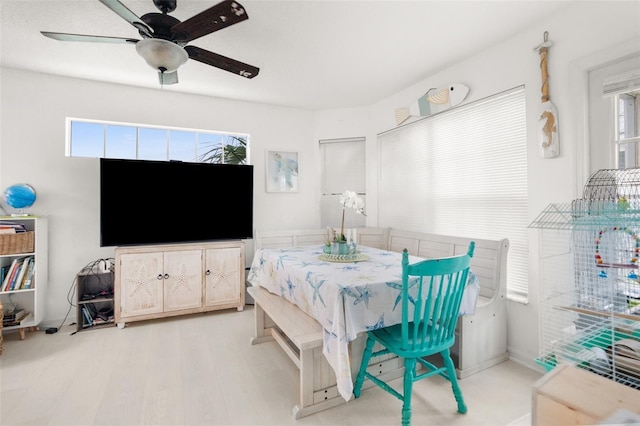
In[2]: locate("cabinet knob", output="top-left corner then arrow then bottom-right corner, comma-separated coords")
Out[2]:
205,270 -> 211,275
164,273 -> 169,279
157,274 -> 163,280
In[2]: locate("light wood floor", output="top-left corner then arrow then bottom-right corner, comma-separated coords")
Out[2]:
1,306 -> 541,425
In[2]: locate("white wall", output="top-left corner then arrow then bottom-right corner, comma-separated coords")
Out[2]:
1,0 -> 639,373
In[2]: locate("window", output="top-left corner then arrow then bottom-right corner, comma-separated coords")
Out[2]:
377,86 -> 528,300
587,54 -> 640,173
66,118 -> 250,164
319,137 -> 366,229
612,88 -> 640,169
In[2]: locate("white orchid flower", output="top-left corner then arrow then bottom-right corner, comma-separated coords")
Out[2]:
340,190 -> 366,215
336,191 -> 367,242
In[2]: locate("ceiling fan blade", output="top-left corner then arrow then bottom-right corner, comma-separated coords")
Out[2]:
185,46 -> 259,79
158,70 -> 179,85
99,0 -> 153,38
170,0 -> 249,44
41,31 -> 138,44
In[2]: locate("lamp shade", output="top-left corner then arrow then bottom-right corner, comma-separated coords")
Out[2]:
135,39 -> 188,72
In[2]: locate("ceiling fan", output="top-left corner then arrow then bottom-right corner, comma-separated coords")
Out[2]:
41,0 -> 259,85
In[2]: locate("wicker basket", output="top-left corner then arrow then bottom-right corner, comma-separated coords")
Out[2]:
0,232 -> 35,255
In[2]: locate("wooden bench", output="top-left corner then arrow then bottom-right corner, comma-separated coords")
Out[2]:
251,228 -> 330,250
248,285 -> 341,418
251,227 -> 390,251
247,284 -> 404,419
387,229 -> 510,378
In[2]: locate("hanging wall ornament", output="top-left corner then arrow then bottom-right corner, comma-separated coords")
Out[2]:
395,83 -> 470,126
534,31 -> 559,158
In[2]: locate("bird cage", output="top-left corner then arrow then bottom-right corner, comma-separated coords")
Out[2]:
577,168 -> 640,216
529,168 -> 640,390
582,168 -> 640,202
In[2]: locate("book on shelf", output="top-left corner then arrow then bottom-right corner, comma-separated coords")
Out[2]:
7,259 -> 22,290
82,306 -> 93,327
1,259 -> 16,291
3,308 -> 25,322
13,257 -> 31,290
8,257 -> 29,291
1,256 -> 33,291
2,257 -> 23,291
0,265 -> 9,284
22,259 -> 35,289
3,310 -> 29,327
0,221 -> 27,232
91,316 -> 113,326
19,257 -> 34,289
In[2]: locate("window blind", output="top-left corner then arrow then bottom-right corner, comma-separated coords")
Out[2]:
377,86 -> 528,299
603,72 -> 640,97
320,137 -> 366,229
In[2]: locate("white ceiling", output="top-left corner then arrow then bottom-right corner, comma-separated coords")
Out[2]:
0,0 -> 575,110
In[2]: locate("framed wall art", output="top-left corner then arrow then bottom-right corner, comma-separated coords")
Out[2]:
266,150 -> 299,192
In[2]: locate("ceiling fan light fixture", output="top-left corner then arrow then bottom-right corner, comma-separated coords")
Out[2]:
135,38 -> 188,72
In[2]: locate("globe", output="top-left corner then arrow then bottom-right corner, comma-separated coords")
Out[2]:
3,184 -> 36,209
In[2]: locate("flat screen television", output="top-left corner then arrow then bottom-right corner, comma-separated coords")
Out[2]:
100,158 -> 253,247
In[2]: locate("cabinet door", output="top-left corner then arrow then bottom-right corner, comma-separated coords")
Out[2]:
204,247 -> 241,307
163,250 -> 203,312
119,252 -> 164,318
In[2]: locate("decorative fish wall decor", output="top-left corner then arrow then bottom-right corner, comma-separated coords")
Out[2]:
395,83 -> 470,126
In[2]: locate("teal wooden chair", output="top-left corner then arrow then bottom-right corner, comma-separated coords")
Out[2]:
353,243 -> 475,425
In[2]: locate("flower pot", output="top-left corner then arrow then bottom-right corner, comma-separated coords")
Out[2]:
330,241 -> 349,255
339,242 -> 349,255
331,242 -> 340,255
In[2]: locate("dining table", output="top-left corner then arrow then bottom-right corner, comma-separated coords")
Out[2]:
247,243 -> 478,402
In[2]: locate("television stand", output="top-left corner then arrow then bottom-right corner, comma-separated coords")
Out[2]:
114,240 -> 245,327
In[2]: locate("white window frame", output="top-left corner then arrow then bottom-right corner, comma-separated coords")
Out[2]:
585,53 -> 640,175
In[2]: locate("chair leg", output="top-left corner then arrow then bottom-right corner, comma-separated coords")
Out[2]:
441,349 -> 467,414
353,334 -> 376,398
402,357 -> 416,426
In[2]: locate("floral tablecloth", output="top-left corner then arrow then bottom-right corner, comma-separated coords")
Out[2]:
247,244 -> 478,401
